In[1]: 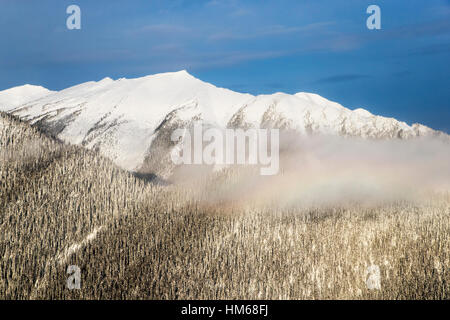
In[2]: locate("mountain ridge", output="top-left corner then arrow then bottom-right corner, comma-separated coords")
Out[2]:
0,70 -> 446,174
0,84 -> 55,112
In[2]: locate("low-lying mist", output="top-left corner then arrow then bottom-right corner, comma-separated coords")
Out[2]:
170,133 -> 450,209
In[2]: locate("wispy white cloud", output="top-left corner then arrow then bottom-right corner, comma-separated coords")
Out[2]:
209,21 -> 335,41
205,0 -> 251,17
132,24 -> 191,35
231,8 -> 251,17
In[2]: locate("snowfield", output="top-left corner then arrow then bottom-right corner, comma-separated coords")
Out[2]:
0,84 -> 54,112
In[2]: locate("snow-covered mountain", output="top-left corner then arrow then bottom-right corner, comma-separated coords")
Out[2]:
1,70 -> 445,174
0,84 -> 54,112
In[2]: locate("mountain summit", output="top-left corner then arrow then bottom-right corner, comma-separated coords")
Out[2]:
0,84 -> 54,112
0,71 -> 444,172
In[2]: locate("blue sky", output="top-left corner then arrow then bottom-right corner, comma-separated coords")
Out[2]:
1,0 -> 449,132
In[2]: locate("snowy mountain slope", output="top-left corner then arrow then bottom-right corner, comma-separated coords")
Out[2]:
7,71 -> 252,170
228,92 -> 437,139
1,70 -> 445,173
0,84 -> 54,112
